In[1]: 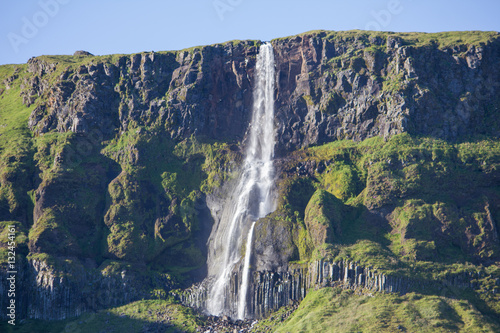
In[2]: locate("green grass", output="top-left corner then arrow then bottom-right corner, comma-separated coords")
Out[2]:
31,38 -> 260,70
101,129 -> 239,271
273,30 -> 499,49
395,30 -> 499,48
277,133 -> 500,288
0,299 -> 203,333
0,64 -> 36,225
5,287 -> 499,332
272,131 -> 500,325
0,65 -> 33,151
273,288 -> 500,333
0,221 -> 29,264
0,32 -> 499,331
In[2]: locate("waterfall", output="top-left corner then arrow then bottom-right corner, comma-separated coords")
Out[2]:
205,42 -> 276,319
238,221 -> 256,319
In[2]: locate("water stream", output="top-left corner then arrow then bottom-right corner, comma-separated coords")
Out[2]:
205,42 -> 276,319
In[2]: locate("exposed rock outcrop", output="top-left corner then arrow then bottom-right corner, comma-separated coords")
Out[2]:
73,50 -> 94,57
0,258 -> 175,320
27,41 -> 261,142
272,32 -> 500,152
24,31 -> 500,153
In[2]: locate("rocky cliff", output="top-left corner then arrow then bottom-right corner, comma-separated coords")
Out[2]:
22,30 -> 500,150
0,256 -> 174,320
272,31 -> 500,151
0,30 -> 499,324
26,41 -> 260,141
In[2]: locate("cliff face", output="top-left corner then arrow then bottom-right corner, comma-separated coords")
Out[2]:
0,257 -> 174,320
26,41 -> 260,141
272,31 -> 500,151
24,31 -> 500,151
0,30 -> 499,322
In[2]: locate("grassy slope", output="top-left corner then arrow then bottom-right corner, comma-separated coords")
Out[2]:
0,299 -> 202,333
273,30 -> 499,49
266,133 -> 500,329
10,286 -> 496,333
275,133 -> 500,262
0,64 -> 34,262
0,51 -> 240,275
273,287 -> 500,333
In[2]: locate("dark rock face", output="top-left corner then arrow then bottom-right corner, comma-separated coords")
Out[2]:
0,257 -> 174,320
27,42 -> 260,142
272,32 -> 500,153
25,32 -> 500,152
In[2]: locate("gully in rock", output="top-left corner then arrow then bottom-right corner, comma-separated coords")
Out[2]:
205,42 -> 277,319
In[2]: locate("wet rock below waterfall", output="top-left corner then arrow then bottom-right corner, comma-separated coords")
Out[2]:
196,301 -> 299,332
198,315 -> 256,332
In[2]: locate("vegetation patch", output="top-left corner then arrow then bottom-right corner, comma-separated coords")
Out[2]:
1,299 -> 203,333
273,287 -> 500,333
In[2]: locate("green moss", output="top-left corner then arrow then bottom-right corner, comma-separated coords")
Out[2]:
388,200 -> 464,261
153,241 -> 205,280
279,177 -> 317,219
0,65 -> 36,224
179,39 -> 260,55
1,33 -> 500,329
397,31 -> 499,49
304,189 -> 343,248
273,30 -> 499,50
273,288 -> 500,333
222,39 -> 260,48
0,65 -> 33,146
382,71 -> 406,93
319,92 -> 346,114
101,130 -> 239,277
331,240 -> 400,273
3,299 -> 203,333
281,133 -> 500,272
295,221 -> 314,262
270,133 -> 500,320
254,176 -> 319,263
28,208 -> 82,256
302,94 -> 314,106
320,162 -> 361,201
0,221 -> 29,264
33,131 -> 74,178
0,221 -> 27,245
25,130 -> 115,259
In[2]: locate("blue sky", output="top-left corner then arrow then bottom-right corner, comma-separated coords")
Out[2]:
1,0 -> 499,65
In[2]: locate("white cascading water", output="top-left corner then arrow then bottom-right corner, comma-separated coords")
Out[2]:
206,42 -> 276,319
238,221 -> 256,318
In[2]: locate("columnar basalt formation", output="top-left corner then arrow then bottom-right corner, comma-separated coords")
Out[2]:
178,259 -> 480,319
0,258 -> 175,320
